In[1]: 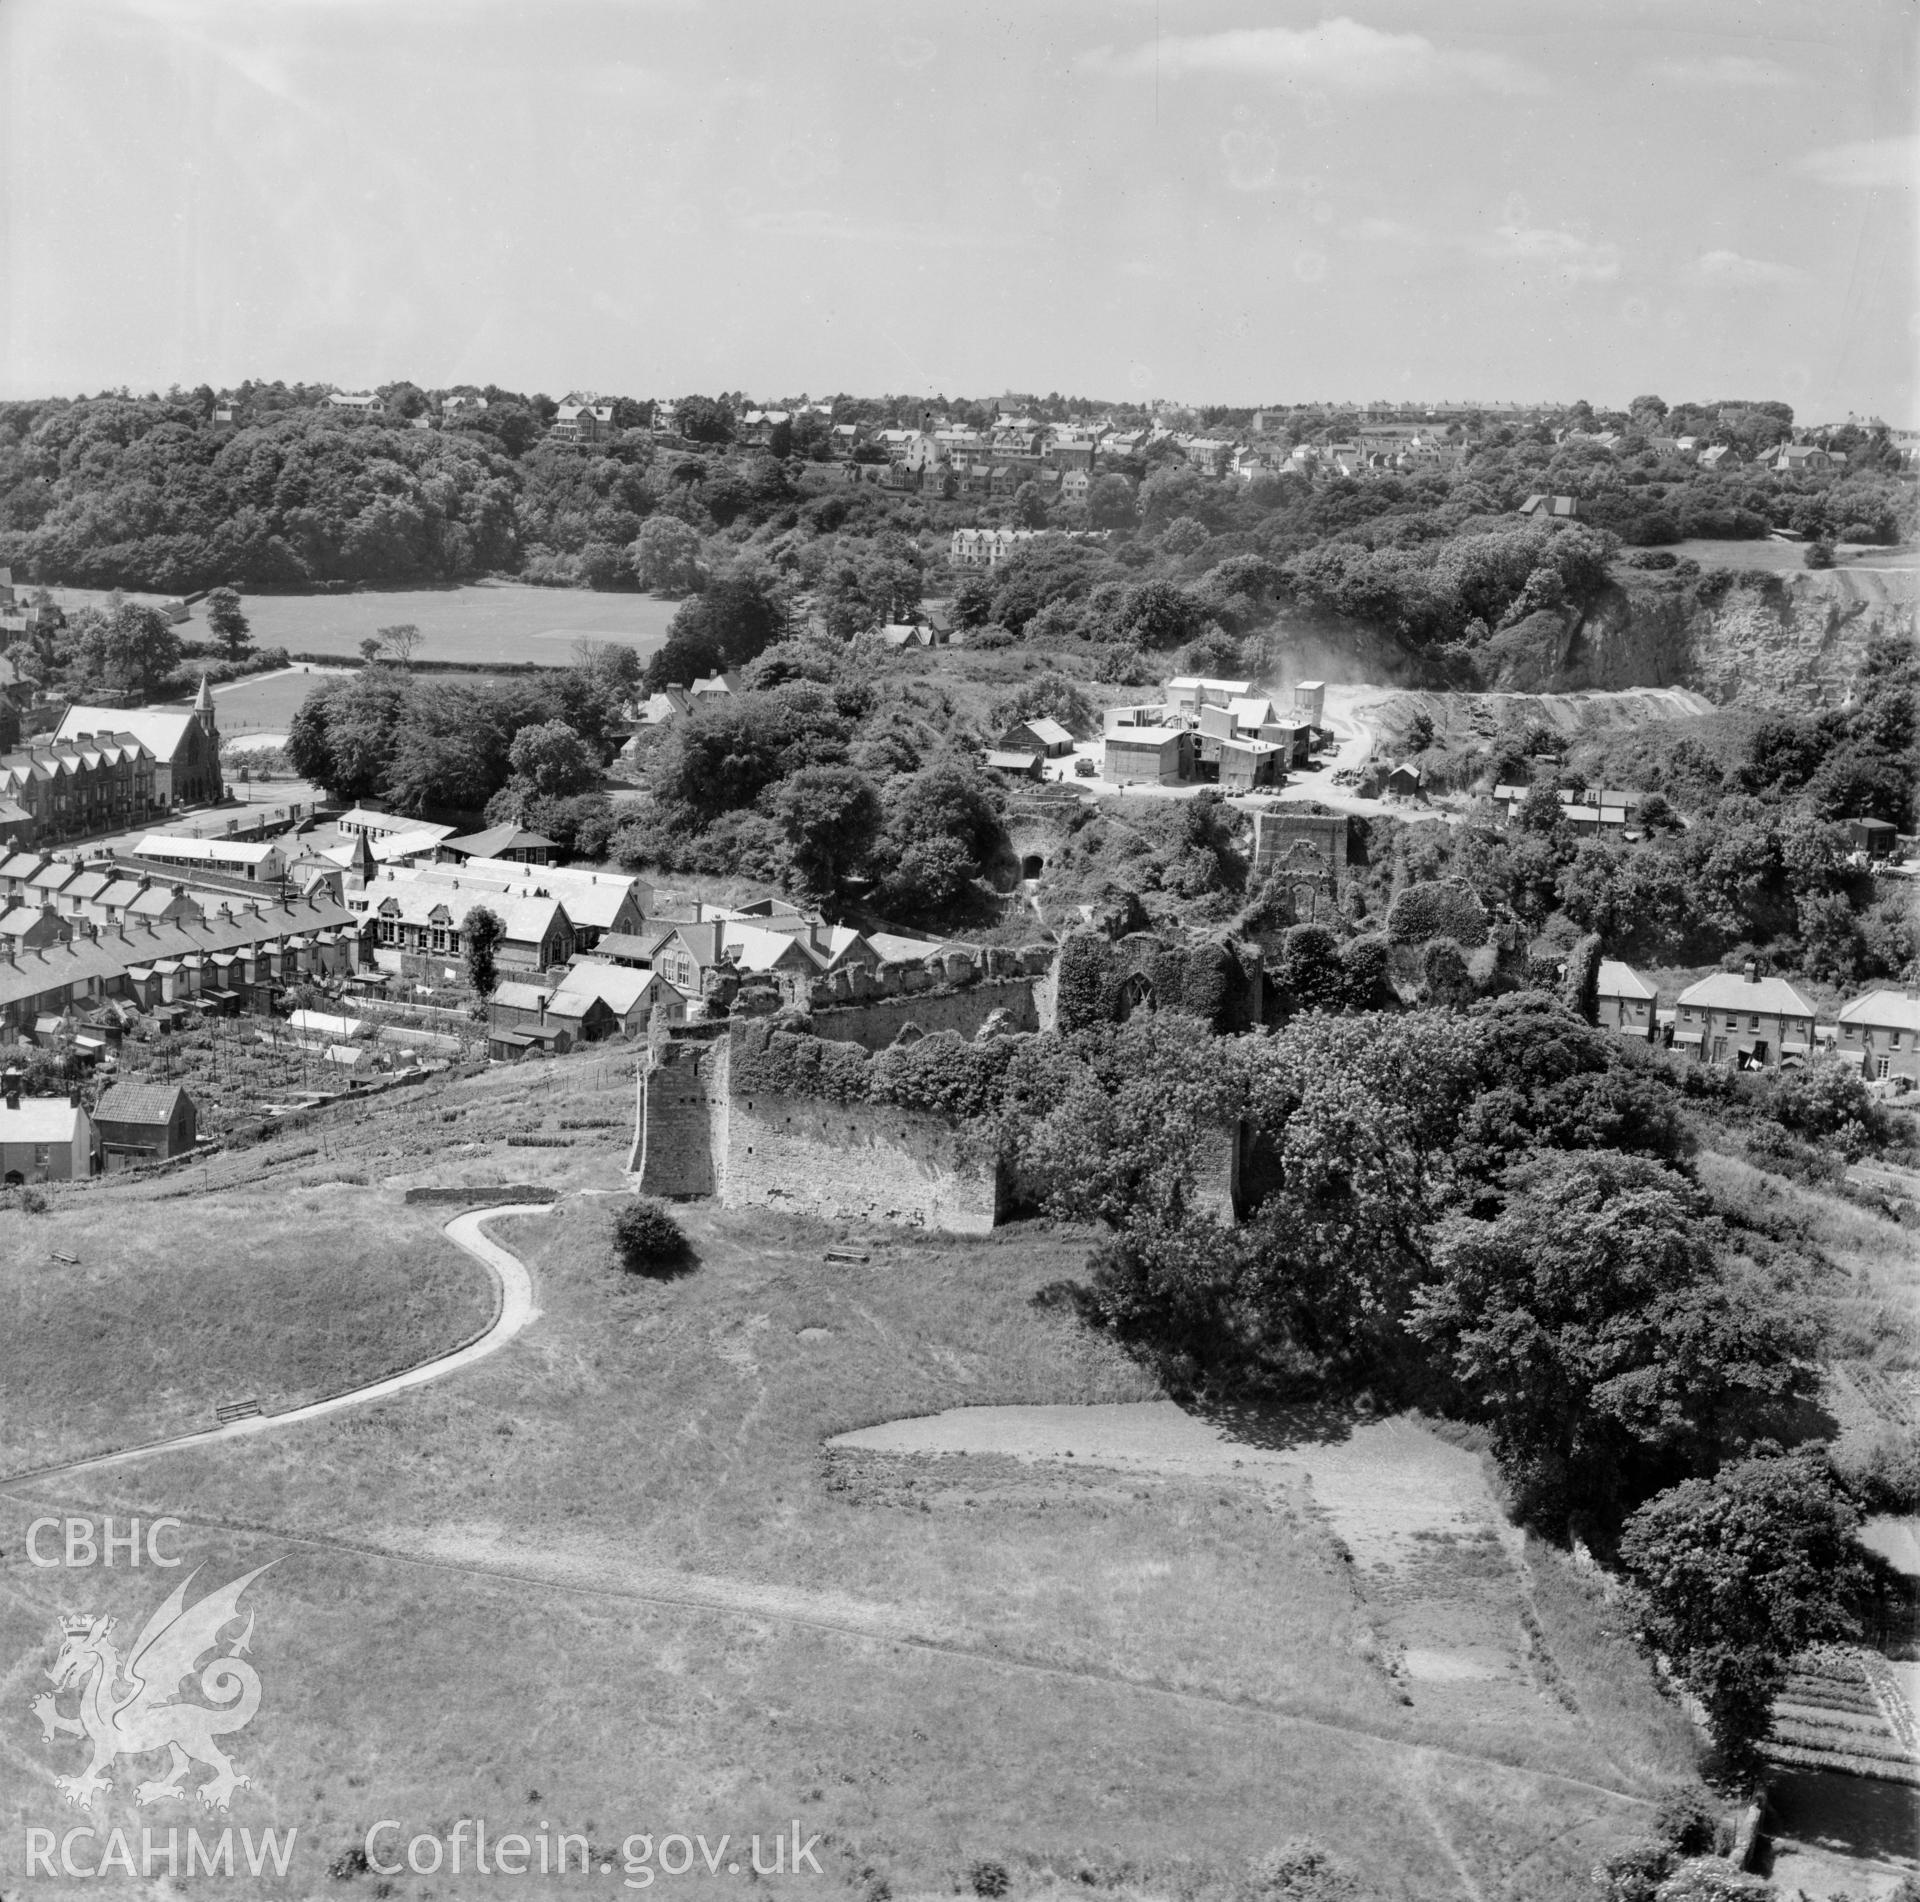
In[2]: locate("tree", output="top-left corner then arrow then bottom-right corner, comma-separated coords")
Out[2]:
1087,473 -> 1138,530
672,396 -> 734,444
463,905 -> 507,997
812,537 -> 923,639
507,719 -> 599,799
1420,938 -> 1473,1008
358,636 -> 384,663
629,516 -> 703,594
63,602 -> 182,697
1115,578 -> 1207,650
203,586 -> 252,661
643,573 -> 786,691
1412,1153 -> 1819,1536
1271,923 -> 1348,1015
1010,480 -> 1049,528
377,623 -> 423,666
1620,1455 -> 1875,1764
765,764 -> 882,902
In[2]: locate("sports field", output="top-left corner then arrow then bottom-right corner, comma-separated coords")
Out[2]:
223,582 -> 680,665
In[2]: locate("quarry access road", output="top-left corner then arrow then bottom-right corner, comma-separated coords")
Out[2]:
0,1203 -> 549,1489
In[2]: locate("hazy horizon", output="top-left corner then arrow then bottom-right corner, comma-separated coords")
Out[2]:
4,0 -> 1915,422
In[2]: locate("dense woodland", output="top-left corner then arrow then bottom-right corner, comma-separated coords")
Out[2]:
0,386 -> 1910,613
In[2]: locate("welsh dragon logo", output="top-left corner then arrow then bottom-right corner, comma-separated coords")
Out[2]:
30,1563 -> 275,1812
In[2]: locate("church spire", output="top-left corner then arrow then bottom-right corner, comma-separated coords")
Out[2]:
193,673 -> 215,715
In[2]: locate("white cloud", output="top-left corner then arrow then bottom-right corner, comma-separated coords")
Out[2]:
1481,224 -> 1621,282
1696,249 -> 1804,286
1796,134 -> 1920,188
1081,19 -> 1545,96
1645,54 -> 1791,88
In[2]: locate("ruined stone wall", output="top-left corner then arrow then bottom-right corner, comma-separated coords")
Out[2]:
721,1071 -> 1000,1234
631,1033 -> 722,1197
803,978 -> 1039,1055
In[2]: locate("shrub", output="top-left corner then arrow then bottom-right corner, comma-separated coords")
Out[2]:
1629,550 -> 1679,571
1804,538 -> 1836,570
1385,879 -> 1489,948
1830,1424 -> 1920,1513
1650,1786 -> 1723,1859
613,1199 -> 690,1275
1244,1838 -> 1354,1898
1839,521 -> 1880,545
968,1862 -> 1009,1898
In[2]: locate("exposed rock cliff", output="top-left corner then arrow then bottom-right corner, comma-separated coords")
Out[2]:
1480,565 -> 1917,703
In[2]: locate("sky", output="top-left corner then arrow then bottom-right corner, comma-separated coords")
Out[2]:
3,0 -> 1916,420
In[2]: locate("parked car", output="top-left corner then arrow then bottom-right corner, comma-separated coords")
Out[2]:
1074,756 -> 1097,777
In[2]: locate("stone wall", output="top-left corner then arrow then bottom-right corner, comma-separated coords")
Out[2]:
631,1032 -> 724,1197
722,1062 -> 1001,1234
802,977 -> 1040,1055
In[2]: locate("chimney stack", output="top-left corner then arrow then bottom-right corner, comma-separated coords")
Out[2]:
4,1070 -> 20,1110
1743,959 -> 1758,984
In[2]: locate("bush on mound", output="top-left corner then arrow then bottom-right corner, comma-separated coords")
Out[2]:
614,1198 -> 690,1275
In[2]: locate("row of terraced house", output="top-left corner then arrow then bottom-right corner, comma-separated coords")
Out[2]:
1598,959 -> 1918,1089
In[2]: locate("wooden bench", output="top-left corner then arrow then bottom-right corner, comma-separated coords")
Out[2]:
214,1397 -> 262,1425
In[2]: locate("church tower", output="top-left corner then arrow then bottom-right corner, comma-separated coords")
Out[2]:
192,674 -> 222,802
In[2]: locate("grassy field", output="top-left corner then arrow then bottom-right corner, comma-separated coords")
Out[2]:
0,1192 -> 493,1474
0,1049 -> 1697,1900
207,664 -> 352,741
221,582 -> 680,665
1656,538 -> 1920,576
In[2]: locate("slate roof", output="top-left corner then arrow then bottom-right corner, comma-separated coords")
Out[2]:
552,962 -> 673,1015
1598,960 -> 1658,1002
1838,989 -> 1920,1033
56,706 -> 201,762
1676,972 -> 1817,1017
93,1081 -> 191,1126
442,823 -> 557,859
0,1097 -> 87,1144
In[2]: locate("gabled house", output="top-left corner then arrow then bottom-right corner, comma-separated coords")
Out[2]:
0,1077 -> 97,1181
1597,960 -> 1659,1043
92,1080 -> 198,1168
1673,967 -> 1816,1069
1836,989 -> 1919,1089
552,961 -> 685,1036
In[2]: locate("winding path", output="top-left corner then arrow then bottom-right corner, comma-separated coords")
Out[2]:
0,1203 -> 551,1488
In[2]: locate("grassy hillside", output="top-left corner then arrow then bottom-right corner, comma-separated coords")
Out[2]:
2,1061 -> 1698,1899
0,1193 -> 495,1474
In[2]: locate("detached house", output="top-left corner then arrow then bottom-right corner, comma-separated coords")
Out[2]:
1673,967 -> 1817,1070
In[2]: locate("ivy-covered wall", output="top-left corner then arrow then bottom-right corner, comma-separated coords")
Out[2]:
1053,930 -> 1262,1035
